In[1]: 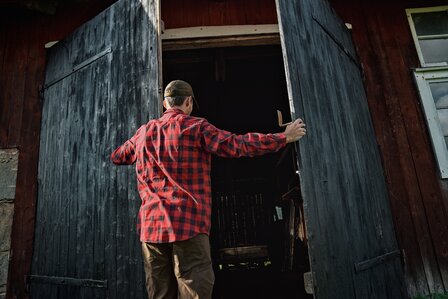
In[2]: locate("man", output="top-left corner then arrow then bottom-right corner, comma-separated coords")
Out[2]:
111,80 -> 306,299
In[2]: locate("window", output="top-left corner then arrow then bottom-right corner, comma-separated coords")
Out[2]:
406,6 -> 448,67
407,6 -> 448,178
414,69 -> 448,178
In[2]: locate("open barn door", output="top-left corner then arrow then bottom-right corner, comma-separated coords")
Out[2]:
276,0 -> 407,298
30,1 -> 161,298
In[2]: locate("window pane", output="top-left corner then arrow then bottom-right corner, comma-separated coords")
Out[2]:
437,109 -> 448,135
419,38 -> 448,64
430,81 -> 448,108
412,11 -> 448,36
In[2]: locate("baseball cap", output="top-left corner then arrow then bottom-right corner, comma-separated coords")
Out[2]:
164,80 -> 194,97
164,80 -> 199,108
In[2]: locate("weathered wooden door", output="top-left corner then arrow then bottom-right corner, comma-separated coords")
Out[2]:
30,1 -> 161,298
276,0 -> 407,298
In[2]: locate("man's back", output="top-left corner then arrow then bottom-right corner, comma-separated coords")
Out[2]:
112,107 -> 287,244
112,108 -> 212,243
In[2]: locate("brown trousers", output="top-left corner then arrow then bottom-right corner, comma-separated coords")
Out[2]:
141,234 -> 215,299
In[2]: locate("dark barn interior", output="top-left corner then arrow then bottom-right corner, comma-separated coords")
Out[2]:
163,45 -> 312,298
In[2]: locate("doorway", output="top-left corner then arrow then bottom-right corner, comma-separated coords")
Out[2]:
163,45 -> 312,299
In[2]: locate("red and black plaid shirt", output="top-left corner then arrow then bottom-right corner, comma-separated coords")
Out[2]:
111,108 -> 286,243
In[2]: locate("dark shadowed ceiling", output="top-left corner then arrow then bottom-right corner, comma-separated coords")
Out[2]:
0,0 -> 94,14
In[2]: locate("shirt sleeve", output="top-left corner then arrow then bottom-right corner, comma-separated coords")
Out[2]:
110,139 -> 136,165
199,120 -> 287,158
110,127 -> 142,165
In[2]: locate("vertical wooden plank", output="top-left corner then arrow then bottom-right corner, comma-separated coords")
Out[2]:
0,20 -> 9,145
0,19 -> 22,147
161,0 -> 278,29
223,0 -> 246,25
5,18 -> 28,147
0,20 -> 6,73
6,12 -> 44,299
243,0 -> 278,26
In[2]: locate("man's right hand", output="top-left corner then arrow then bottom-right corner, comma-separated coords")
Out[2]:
284,119 -> 307,143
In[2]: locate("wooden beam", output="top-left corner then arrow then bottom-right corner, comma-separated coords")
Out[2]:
162,25 -> 280,51
162,34 -> 280,51
162,24 -> 279,40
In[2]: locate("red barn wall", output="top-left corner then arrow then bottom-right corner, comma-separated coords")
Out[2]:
1,0 -> 448,297
161,0 -> 278,28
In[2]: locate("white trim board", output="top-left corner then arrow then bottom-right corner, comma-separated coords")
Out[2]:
162,24 -> 280,40
413,68 -> 448,178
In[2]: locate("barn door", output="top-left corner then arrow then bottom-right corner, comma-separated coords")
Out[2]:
30,1 -> 161,298
276,1 -> 407,298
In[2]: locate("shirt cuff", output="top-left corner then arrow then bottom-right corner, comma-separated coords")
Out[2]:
276,133 -> 287,147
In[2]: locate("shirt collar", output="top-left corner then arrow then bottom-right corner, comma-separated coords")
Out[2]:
163,107 -> 185,116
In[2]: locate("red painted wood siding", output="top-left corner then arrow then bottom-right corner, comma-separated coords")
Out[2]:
2,0 -> 448,297
161,0 -> 278,28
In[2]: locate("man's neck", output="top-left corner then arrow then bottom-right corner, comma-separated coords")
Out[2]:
168,106 -> 187,114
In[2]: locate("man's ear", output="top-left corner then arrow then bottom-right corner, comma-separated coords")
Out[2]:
186,96 -> 192,107
163,99 -> 169,109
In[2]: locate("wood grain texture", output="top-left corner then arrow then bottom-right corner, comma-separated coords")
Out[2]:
330,0 -> 448,296
276,0 -> 407,298
30,1 -> 161,298
161,0 -> 278,29
2,0 -> 448,297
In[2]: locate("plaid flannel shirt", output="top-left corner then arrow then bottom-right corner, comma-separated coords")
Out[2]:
111,108 -> 286,243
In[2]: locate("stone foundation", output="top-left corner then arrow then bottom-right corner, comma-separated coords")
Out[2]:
0,149 -> 18,299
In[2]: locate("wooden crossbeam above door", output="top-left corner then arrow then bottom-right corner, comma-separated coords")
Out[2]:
161,24 -> 280,51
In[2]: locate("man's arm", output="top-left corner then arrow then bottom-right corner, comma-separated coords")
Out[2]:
110,135 -> 138,165
200,118 -> 306,158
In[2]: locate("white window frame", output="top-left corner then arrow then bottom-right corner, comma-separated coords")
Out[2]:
414,68 -> 448,178
406,6 -> 448,67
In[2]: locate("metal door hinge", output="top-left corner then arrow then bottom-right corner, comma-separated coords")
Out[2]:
38,85 -> 45,103
304,272 -> 314,294
28,275 -> 107,288
311,14 -> 361,70
354,250 -> 401,273
44,47 -> 112,89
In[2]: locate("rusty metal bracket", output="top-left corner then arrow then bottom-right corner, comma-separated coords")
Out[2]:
311,15 -> 361,71
277,110 -> 292,127
304,272 -> 314,294
44,47 -> 112,89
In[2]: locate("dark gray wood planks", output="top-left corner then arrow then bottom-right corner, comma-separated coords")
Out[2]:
31,1 -> 161,298
275,0 -> 408,298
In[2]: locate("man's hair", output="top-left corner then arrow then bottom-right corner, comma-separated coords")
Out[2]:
164,96 -> 188,107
